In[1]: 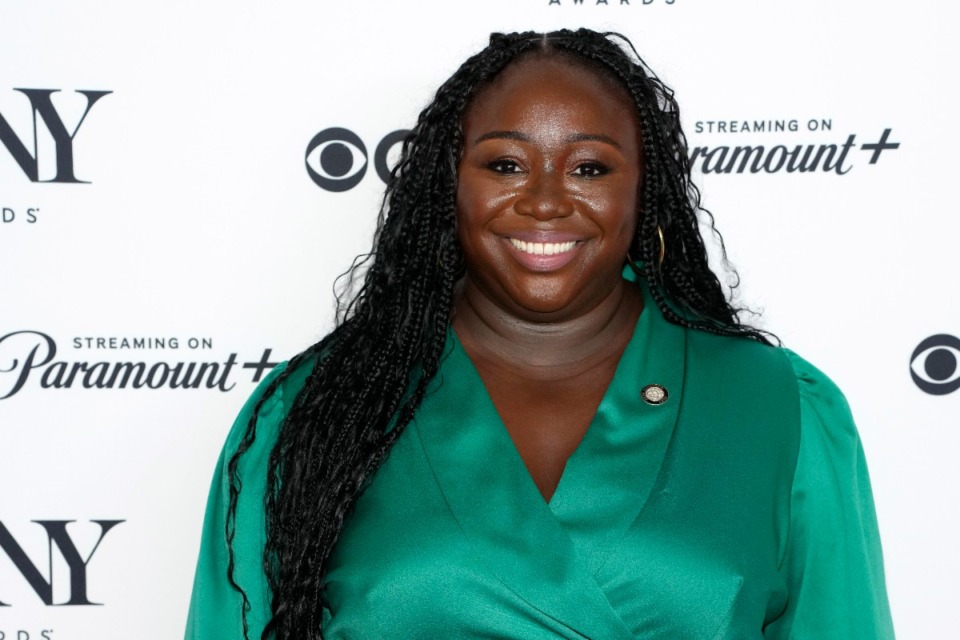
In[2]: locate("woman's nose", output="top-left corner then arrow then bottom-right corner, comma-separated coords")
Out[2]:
513,170 -> 574,219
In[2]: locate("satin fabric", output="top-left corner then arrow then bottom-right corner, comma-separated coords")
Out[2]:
186,277 -> 894,639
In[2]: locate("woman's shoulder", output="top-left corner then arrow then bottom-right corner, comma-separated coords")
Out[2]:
779,348 -> 851,409
686,329 -> 851,410
222,352 -> 319,456
778,347 -> 862,452
726,341 -> 866,488
685,327 -> 797,395
685,329 -> 862,448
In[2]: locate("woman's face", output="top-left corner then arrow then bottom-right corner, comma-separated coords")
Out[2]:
456,55 -> 643,321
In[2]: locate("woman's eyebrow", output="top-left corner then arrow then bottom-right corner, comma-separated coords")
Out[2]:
566,132 -> 622,149
474,130 -> 530,144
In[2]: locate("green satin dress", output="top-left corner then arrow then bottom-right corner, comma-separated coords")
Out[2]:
186,277 -> 894,639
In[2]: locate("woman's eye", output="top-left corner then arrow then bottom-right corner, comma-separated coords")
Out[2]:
574,163 -> 609,177
487,160 -> 520,174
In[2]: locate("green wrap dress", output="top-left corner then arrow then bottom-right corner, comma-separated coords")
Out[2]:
186,277 -> 894,639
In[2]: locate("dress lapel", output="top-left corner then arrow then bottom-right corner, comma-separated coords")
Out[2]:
548,283 -> 685,577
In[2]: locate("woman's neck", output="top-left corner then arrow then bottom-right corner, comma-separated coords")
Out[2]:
452,276 -> 643,381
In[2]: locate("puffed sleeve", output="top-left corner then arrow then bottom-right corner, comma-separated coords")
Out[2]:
185,361 -> 300,639
765,350 -> 895,639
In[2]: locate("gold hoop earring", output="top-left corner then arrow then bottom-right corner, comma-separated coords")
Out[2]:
657,226 -> 665,266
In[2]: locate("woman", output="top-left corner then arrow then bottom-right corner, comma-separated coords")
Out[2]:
187,29 -> 894,639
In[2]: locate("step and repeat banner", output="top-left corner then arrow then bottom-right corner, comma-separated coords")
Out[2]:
1,1 -> 957,638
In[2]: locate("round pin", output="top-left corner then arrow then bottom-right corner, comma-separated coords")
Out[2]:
641,384 -> 668,405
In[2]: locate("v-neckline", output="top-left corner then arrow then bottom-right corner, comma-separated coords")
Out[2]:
447,307 -> 643,507
452,305 -> 645,509
411,276 -> 687,637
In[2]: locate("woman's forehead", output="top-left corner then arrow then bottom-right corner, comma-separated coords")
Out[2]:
470,53 -> 632,110
462,55 -> 639,142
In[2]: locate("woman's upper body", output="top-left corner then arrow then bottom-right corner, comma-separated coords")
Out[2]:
186,28 -> 895,638
186,272 -> 894,639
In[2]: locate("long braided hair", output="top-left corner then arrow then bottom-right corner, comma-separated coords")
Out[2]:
226,28 -> 770,639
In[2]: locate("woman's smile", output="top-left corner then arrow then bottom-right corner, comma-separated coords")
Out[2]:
506,236 -> 582,271
508,238 -> 579,256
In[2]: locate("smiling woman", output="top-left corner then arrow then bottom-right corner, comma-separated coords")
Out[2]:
186,29 -> 895,640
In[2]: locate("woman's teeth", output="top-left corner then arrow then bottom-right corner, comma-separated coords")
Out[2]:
509,239 -> 577,256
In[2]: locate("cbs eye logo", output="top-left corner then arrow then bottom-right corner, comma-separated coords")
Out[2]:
305,128 -> 409,192
910,334 -> 960,395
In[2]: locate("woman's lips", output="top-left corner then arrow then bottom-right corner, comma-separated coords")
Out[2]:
503,236 -> 583,272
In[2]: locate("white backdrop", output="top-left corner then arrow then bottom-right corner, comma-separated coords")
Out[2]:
1,1 -> 957,638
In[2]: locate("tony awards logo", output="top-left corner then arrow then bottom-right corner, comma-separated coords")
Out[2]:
0,88 -> 111,184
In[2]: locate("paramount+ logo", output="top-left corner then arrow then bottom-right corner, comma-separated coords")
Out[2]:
305,128 -> 408,192
0,331 -> 280,399
0,88 -> 111,184
691,118 -> 900,176
0,520 -> 123,607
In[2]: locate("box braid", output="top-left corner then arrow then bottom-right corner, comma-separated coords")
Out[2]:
224,28 -> 772,640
